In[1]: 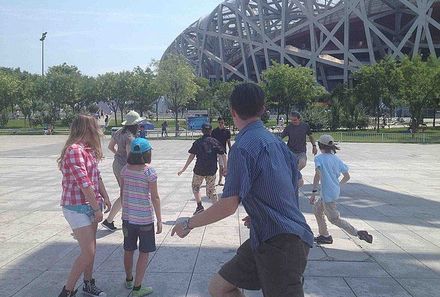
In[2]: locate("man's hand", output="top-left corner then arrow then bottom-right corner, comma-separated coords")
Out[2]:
312,145 -> 318,155
222,167 -> 227,176
177,170 -> 184,176
156,221 -> 163,234
171,223 -> 191,238
242,216 -> 251,229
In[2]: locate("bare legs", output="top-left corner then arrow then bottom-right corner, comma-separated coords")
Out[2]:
124,251 -> 150,287
208,274 -> 245,297
65,223 -> 98,291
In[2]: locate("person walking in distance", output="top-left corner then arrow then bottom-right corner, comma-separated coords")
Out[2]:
58,115 -> 112,297
161,121 -> 168,138
121,138 -> 162,297
172,83 -> 313,297
310,134 -> 373,245
281,111 -> 317,171
102,111 -> 144,231
211,117 -> 231,186
178,123 -> 226,215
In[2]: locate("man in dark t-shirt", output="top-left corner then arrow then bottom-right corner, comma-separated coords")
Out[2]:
211,117 -> 232,186
178,123 -> 226,214
281,111 -> 317,170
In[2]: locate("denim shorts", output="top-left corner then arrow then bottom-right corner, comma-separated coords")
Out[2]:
63,207 -> 93,230
122,220 -> 156,253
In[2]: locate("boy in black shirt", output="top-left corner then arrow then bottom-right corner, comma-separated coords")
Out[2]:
211,117 -> 232,186
178,123 -> 227,214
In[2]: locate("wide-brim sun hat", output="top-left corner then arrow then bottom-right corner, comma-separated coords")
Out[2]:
318,134 -> 336,146
121,110 -> 144,126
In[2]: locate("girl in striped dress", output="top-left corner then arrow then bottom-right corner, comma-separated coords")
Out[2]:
120,138 -> 162,297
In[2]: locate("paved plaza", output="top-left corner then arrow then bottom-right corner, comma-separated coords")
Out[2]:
0,135 -> 440,297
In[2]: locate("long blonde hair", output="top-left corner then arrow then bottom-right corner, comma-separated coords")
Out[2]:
57,114 -> 103,168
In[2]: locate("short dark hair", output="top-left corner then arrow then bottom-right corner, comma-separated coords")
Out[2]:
217,117 -> 224,122
229,83 -> 265,120
290,111 -> 301,119
127,151 -> 152,164
202,126 -> 212,136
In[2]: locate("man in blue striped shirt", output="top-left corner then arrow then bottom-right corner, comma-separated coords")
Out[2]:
172,83 -> 314,297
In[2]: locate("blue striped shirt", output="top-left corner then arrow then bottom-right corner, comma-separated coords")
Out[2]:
222,120 -> 314,250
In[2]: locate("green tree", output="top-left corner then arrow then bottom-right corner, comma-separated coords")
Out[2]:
262,62 -> 326,122
211,80 -> 240,126
96,72 -> 119,125
353,57 -> 401,132
130,66 -> 159,117
156,55 -> 198,135
399,56 -> 433,131
427,55 -> 440,127
46,63 -> 83,114
0,69 -> 20,127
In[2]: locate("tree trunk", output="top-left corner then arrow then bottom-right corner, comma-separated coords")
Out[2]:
376,106 -> 380,132
433,108 -> 436,127
114,112 -> 118,126
175,108 -> 179,138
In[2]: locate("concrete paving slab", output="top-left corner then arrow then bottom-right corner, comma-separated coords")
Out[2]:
1,136 -> 439,296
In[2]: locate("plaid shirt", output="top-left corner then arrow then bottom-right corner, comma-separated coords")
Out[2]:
60,143 -> 102,206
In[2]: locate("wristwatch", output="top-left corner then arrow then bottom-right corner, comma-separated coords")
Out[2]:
182,218 -> 193,231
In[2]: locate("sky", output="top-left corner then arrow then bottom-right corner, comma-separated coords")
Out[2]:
0,0 -> 221,76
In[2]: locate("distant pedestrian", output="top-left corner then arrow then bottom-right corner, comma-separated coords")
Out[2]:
57,115 -> 112,297
310,134 -> 373,245
281,111 -> 317,171
211,117 -> 231,186
161,121 -> 168,138
171,83 -> 312,297
102,110 -> 144,231
104,115 -> 109,128
178,122 -> 226,214
121,138 -> 162,297
138,125 -> 146,139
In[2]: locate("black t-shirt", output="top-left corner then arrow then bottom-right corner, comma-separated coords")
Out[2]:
280,122 -> 312,153
211,128 -> 231,153
189,135 -> 225,176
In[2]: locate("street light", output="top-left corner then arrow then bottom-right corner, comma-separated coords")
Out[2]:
40,32 -> 47,76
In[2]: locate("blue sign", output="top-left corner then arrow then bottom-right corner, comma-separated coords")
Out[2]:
187,116 -> 209,130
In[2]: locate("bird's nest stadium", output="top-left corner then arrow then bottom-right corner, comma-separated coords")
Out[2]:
164,0 -> 440,90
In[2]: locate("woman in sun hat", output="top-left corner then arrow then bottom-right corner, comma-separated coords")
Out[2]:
102,110 -> 144,231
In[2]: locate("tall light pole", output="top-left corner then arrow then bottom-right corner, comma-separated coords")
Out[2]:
40,32 -> 47,76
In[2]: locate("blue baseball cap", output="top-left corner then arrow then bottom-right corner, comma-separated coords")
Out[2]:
130,138 -> 152,154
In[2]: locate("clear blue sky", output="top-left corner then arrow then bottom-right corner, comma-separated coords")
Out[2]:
0,0 -> 220,76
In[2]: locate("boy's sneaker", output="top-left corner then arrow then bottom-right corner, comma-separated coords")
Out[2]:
125,278 -> 134,289
58,286 -> 77,297
101,219 -> 117,231
314,235 -> 333,244
193,204 -> 204,215
357,230 -> 373,243
83,279 -> 106,297
132,287 -> 154,297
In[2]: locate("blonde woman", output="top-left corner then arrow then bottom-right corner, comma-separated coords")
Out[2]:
102,110 -> 144,231
58,115 -> 111,297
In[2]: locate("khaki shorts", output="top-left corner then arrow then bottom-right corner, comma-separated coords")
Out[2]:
192,174 -> 218,201
219,234 -> 309,297
293,152 -> 307,165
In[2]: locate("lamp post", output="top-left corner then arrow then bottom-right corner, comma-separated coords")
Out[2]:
40,32 -> 47,76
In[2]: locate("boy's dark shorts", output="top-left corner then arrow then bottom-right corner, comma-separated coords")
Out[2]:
122,220 -> 156,253
218,233 -> 310,297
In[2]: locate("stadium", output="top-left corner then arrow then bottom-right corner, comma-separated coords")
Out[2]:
164,0 -> 440,90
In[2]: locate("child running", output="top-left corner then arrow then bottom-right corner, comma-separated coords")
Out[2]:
310,134 -> 373,245
120,138 -> 162,297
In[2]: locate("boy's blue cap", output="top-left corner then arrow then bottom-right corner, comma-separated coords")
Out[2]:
130,138 -> 152,154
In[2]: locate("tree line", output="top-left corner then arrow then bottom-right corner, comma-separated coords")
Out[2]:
1,54 -> 439,132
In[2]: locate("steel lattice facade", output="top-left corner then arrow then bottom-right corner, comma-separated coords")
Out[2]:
164,0 -> 440,90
